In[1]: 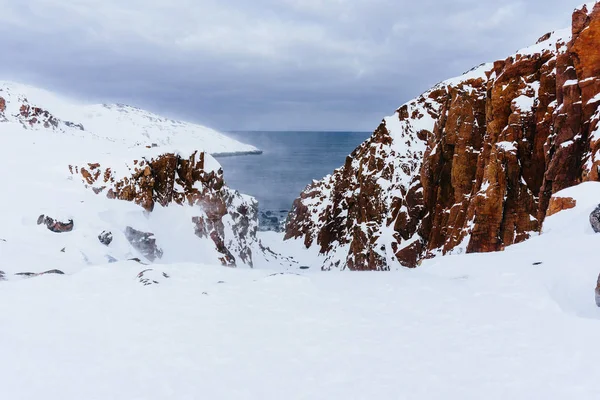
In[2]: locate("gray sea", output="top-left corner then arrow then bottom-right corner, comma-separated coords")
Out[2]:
216,131 -> 371,229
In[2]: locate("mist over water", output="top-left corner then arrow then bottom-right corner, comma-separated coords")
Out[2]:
217,131 -> 372,212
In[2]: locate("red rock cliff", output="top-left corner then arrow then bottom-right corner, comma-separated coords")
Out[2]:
285,3 -> 600,270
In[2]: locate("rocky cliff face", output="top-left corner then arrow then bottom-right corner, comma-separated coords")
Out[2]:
70,151 -> 262,267
285,2 -> 600,270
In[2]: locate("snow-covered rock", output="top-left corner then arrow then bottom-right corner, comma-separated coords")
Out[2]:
285,2 -> 600,270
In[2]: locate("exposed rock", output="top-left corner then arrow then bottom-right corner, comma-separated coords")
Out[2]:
0,96 -> 5,113
124,227 -> 163,262
546,196 -> 577,216
596,273 -> 600,307
0,270 -> 5,281
15,272 -> 36,278
40,269 -> 65,275
18,104 -> 59,129
98,230 -> 113,246
71,151 -> 263,267
15,269 -> 64,278
37,214 -> 74,233
590,204 -> 600,233
286,3 -> 600,270
137,269 -> 170,286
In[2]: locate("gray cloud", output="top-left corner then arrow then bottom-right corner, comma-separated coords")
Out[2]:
0,0 -> 586,131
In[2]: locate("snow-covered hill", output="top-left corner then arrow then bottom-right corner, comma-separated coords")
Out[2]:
0,81 -> 261,156
0,80 -> 281,273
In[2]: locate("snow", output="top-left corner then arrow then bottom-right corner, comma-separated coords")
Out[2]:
0,81 -> 260,156
564,79 -> 579,87
512,94 -> 535,112
496,141 -> 517,152
441,62 -> 493,86
3,183 -> 600,398
514,28 -> 571,57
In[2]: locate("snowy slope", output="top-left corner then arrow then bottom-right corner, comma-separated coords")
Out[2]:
0,80 -> 276,273
2,183 -> 600,399
0,81 -> 260,155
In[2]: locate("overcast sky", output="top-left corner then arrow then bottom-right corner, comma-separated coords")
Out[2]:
0,0 -> 587,131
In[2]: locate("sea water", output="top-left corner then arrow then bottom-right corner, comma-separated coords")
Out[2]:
216,131 -> 371,229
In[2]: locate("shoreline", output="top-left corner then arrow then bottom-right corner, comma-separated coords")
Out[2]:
211,150 -> 263,158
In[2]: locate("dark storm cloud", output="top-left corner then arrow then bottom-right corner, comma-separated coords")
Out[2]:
0,0 -> 587,130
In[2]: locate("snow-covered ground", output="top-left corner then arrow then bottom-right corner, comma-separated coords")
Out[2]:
2,181 -> 600,398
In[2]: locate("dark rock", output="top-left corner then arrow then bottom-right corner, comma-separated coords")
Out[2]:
64,121 -> 84,130
15,269 -> 64,278
137,269 -> 169,286
60,247 -> 66,252
15,272 -> 36,277
40,269 -> 64,275
98,230 -> 113,246
124,226 -> 163,262
37,214 -> 74,233
596,273 -> 600,307
0,270 -> 5,281
106,255 -> 118,263
590,205 -> 600,233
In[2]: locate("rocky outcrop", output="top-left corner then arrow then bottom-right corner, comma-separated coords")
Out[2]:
124,227 -> 163,262
70,151 -> 261,267
546,196 -> 577,217
37,215 -> 74,233
18,104 -> 59,129
286,3 -> 600,270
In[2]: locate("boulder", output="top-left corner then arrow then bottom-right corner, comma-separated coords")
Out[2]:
590,205 -> 600,233
37,215 -> 74,233
98,230 -> 113,246
124,226 -> 163,262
